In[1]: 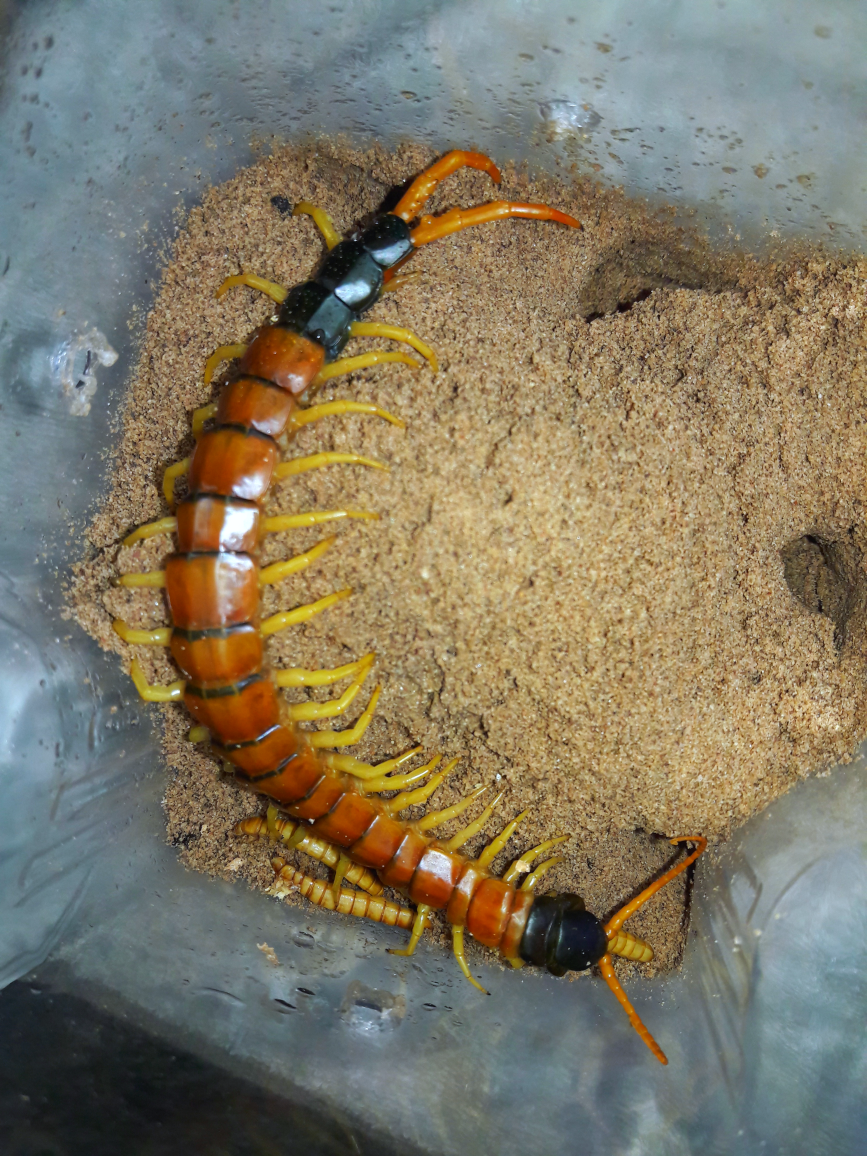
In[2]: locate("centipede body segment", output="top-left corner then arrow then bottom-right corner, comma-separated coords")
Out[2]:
114,149 -> 707,1065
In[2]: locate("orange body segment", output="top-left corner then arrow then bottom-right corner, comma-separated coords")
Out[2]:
311,790 -> 379,845
238,326 -> 325,395
189,427 -> 279,502
217,376 -> 298,438
170,624 -> 263,684
183,674 -> 281,743
499,890 -> 535,960
466,877 -> 516,948
176,496 -> 260,553
377,829 -> 429,890
407,845 -> 464,908
348,811 -> 408,870
165,553 -> 258,630
445,862 -> 486,926
213,725 -> 300,777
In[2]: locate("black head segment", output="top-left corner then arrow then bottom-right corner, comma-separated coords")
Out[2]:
518,893 -> 609,977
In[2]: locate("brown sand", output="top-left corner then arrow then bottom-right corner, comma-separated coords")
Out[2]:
70,141 -> 867,973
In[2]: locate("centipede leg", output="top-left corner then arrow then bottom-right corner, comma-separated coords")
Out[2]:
261,509 -> 379,535
112,621 -> 172,646
388,903 -> 431,956
273,453 -> 387,481
292,202 -> 343,250
378,757 -> 461,812
274,652 -> 375,689
204,342 -> 248,386
441,790 -> 505,850
306,685 -> 382,749
476,810 -> 530,870
348,322 -> 438,372
191,401 -> 218,438
450,925 -> 488,994
285,658 -> 374,722
416,785 -> 490,832
258,535 -> 336,586
502,835 -> 570,885
311,350 -> 421,388
285,399 -> 405,434
128,659 -> 185,703
162,457 -> 191,509
259,589 -> 353,636
123,516 -> 178,546
360,752 -> 443,795
215,273 -> 288,303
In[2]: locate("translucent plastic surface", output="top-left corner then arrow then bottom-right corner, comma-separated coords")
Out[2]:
1,2 -> 865,1153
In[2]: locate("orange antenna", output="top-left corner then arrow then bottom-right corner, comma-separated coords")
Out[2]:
599,836 -> 708,1064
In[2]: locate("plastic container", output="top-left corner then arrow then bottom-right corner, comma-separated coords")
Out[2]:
1,3 -> 865,1153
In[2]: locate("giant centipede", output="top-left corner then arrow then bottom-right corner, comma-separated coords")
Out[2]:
113,149 -> 707,1065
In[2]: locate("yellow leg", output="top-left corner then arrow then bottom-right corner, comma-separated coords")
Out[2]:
261,509 -> 378,534
331,852 -> 352,898
349,322 -> 438,372
442,790 -> 506,850
451,926 -> 488,994
285,659 -> 373,722
306,685 -> 381,749
119,570 -> 166,588
271,858 -> 415,928
380,757 -> 460,813
188,726 -> 209,742
258,535 -> 335,586
293,202 -> 343,250
311,351 -> 420,388
112,621 -> 171,646
215,273 -> 288,303
417,785 -> 489,833
285,400 -> 405,434
502,835 -> 570,885
274,652 -> 375,689
259,589 -> 353,637
388,904 -> 431,956
322,745 -> 422,783
382,270 -> 422,295
123,516 -> 178,547
520,856 -> 564,892
192,401 -> 218,438
204,342 -> 248,386
363,754 -> 443,796
274,452 -> 387,480
129,659 -> 184,703
162,457 -> 191,509
476,810 -> 529,871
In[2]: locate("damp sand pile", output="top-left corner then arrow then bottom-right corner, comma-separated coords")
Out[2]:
71,142 -> 867,970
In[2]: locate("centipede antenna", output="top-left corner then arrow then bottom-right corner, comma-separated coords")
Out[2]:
410,201 -> 583,248
597,954 -> 668,1065
392,150 -> 502,222
604,837 -> 708,937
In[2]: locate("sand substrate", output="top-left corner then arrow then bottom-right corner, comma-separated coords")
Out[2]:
70,141 -> 867,973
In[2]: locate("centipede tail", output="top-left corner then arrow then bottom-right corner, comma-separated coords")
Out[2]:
116,147 -> 705,1063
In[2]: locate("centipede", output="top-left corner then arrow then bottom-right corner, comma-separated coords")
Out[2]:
112,149 -> 707,1065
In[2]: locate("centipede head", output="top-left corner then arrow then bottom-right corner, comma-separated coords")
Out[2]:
518,894 -> 608,976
